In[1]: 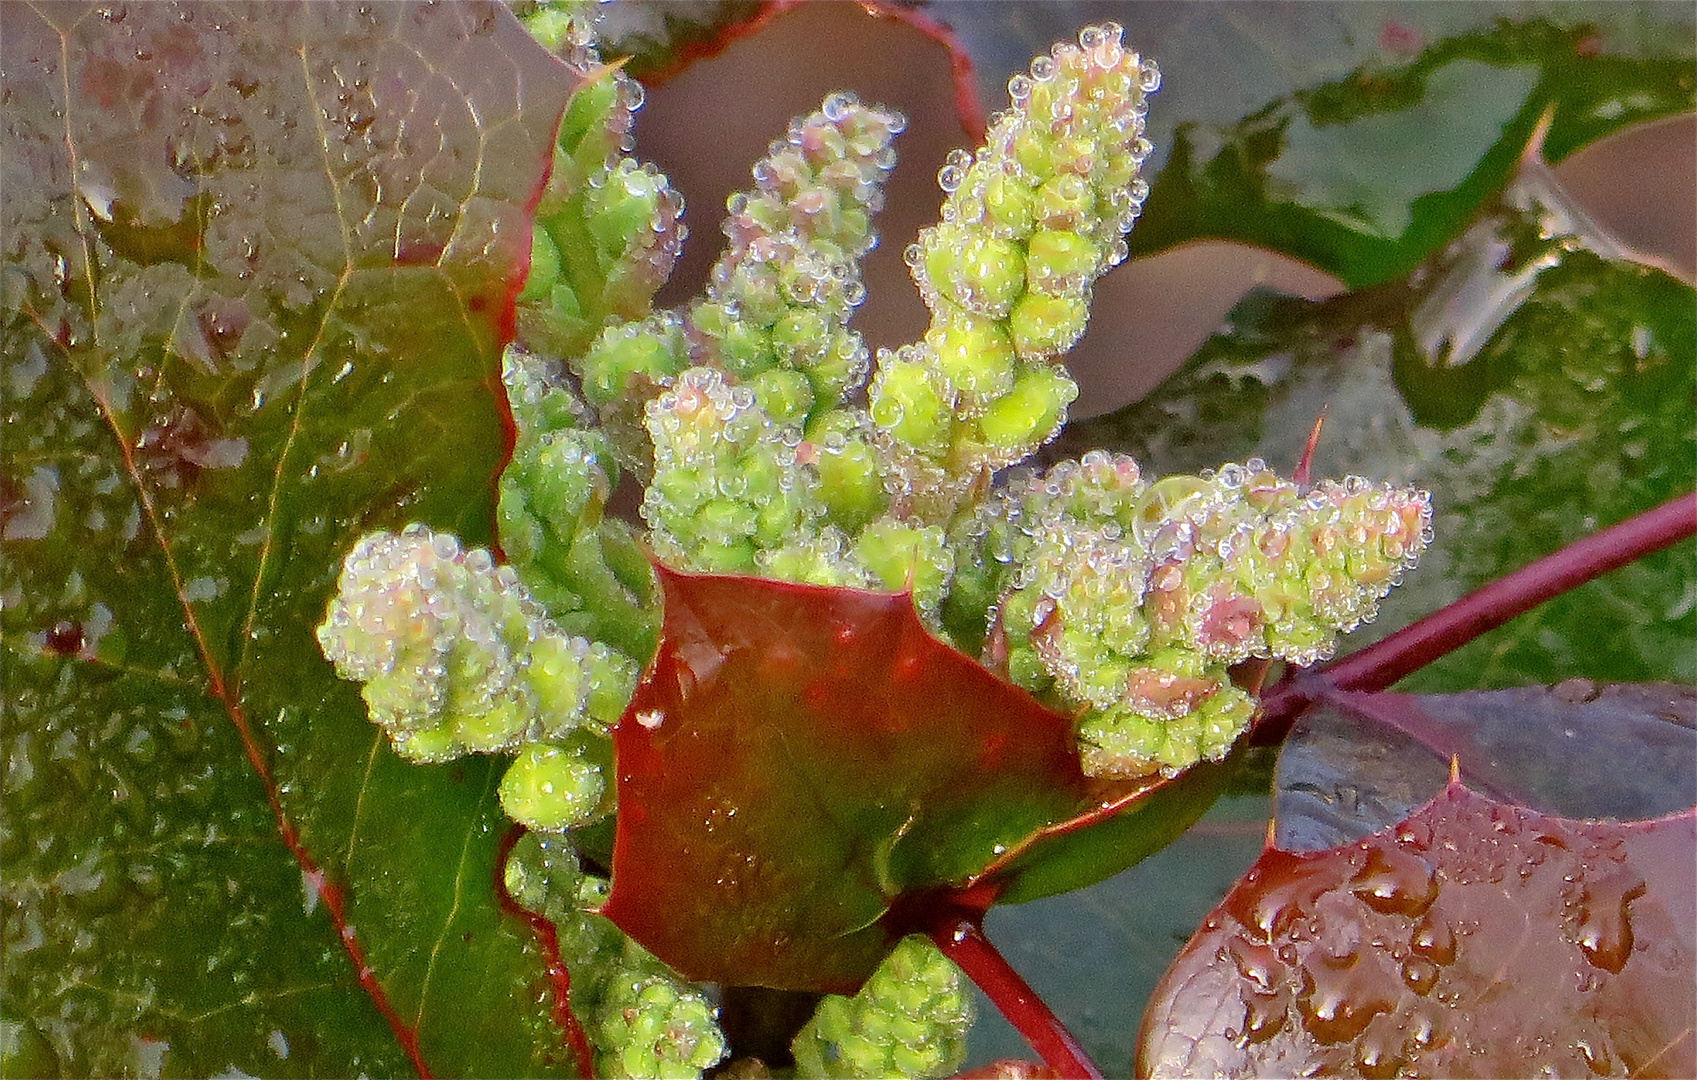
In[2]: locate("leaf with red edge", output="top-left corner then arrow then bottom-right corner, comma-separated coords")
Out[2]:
1274,682 -> 1697,853
1,3 -> 582,1074
604,566 -> 1221,994
1137,780 -> 1696,1078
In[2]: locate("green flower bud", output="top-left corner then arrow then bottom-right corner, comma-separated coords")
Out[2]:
578,312 -> 687,410
869,350 -> 951,452
854,521 -> 951,618
927,314 -> 1018,407
792,935 -> 971,1080
982,171 -> 1034,239
1032,173 -> 1092,231
924,229 -> 1025,319
750,367 -> 815,426
1008,292 -> 1088,359
977,364 -> 1077,449
500,734 -> 610,832
808,418 -> 887,532
770,307 -> 834,368
1026,229 -> 1101,296
501,829 -> 584,928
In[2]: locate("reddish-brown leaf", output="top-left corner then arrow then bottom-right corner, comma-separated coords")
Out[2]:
1138,780 -> 1696,1078
603,566 -> 1173,993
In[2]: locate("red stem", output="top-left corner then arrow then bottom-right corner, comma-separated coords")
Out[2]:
1255,491 -> 1697,742
494,826 -> 597,1078
927,908 -> 1104,1080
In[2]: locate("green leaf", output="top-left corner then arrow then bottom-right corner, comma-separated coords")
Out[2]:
1,3 -> 581,1074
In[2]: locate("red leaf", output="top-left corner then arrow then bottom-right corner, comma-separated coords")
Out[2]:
1138,780 -> 1696,1078
605,566 -> 1129,993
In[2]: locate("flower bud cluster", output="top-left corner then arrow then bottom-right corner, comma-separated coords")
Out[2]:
518,29 -> 685,361
319,19 -> 1441,1071
991,454 -> 1432,777
791,935 -> 972,1079
870,23 -> 1157,512
316,525 -> 634,827
641,367 -> 965,620
498,347 -> 659,663
642,366 -> 833,575
504,832 -> 729,1078
688,93 -> 902,412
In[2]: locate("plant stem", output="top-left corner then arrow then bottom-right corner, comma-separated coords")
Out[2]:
1254,490 -> 1697,743
493,825 -> 597,1078
927,907 -> 1104,1080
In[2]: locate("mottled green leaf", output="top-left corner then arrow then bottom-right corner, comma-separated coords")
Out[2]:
1,3 -> 579,1074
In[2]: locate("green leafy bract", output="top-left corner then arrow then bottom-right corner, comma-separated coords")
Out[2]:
1,3 -> 580,1074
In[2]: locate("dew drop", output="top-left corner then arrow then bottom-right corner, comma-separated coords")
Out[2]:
1295,951 -> 1395,1045
1225,935 -> 1281,994
1573,872 -> 1645,974
1400,954 -> 1440,995
1240,989 -> 1286,1045
1350,844 -> 1438,917
1409,913 -> 1456,966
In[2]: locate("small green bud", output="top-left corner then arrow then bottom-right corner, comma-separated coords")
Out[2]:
1033,172 -> 1093,231
870,353 -> 951,452
925,229 -> 1025,319
579,313 -> 687,410
750,368 -> 815,426
1008,292 -> 1089,360
715,315 -> 779,379
854,521 -> 950,614
1026,229 -> 1100,295
977,364 -> 1076,449
928,315 -> 1018,406
528,634 -> 588,721
770,308 -> 833,368
982,172 -> 1035,238
809,419 -> 887,532
499,734 -> 609,832
587,160 -> 669,258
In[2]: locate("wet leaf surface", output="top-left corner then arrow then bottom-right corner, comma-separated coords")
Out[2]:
1138,781 -> 1697,1079
604,566 -> 1218,993
1275,683 -> 1697,853
1,3 -> 577,1074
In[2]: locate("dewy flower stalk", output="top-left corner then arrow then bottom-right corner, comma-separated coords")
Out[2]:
316,9 -> 1431,1077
